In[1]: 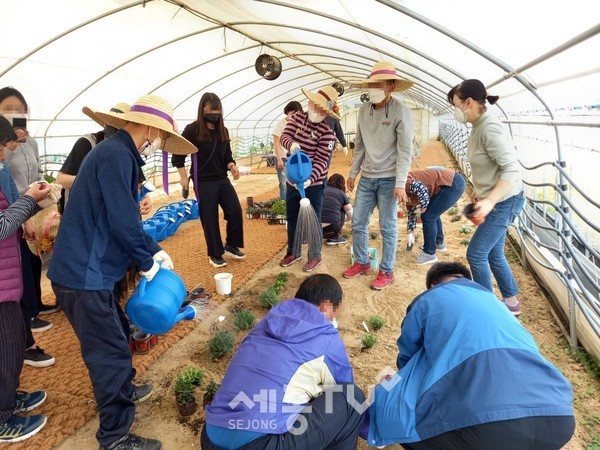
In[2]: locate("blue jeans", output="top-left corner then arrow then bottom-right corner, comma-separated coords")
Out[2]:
421,173 -> 466,255
275,158 -> 287,200
466,193 -> 525,297
352,177 -> 398,273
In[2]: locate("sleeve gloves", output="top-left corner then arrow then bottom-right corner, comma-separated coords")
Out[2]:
141,250 -> 173,282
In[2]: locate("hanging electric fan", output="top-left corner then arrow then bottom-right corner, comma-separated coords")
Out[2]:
255,54 -> 282,80
332,82 -> 344,97
360,92 -> 370,103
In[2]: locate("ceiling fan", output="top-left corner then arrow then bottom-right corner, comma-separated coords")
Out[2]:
255,54 -> 282,80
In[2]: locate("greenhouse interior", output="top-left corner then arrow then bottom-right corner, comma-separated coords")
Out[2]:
1,1 -> 599,449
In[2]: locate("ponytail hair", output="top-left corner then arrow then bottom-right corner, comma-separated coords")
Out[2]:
447,79 -> 499,106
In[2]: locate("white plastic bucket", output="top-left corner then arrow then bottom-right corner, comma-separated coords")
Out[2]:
214,272 -> 233,295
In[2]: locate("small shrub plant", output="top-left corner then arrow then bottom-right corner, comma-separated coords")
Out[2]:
360,333 -> 378,350
234,309 -> 256,331
259,286 -> 280,309
208,331 -> 235,360
368,315 -> 385,331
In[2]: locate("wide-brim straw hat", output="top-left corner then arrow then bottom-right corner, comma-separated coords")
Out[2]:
360,61 -> 414,92
95,95 -> 197,155
26,206 -> 60,257
82,102 -> 130,128
301,86 -> 341,120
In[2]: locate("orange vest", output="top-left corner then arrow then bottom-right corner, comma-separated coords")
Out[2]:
406,169 -> 456,208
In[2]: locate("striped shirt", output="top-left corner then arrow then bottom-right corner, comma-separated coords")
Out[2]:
0,195 -> 39,240
280,111 -> 336,185
406,180 -> 429,232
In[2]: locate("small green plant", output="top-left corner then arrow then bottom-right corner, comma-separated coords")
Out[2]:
360,332 -> 379,350
460,238 -> 471,246
460,225 -> 473,234
234,309 -> 256,331
270,199 -> 287,217
259,286 -> 280,309
341,232 -> 350,239
448,207 -> 459,215
451,214 -> 463,223
203,379 -> 221,406
272,272 -> 288,293
174,367 -> 204,405
367,315 -> 385,331
369,232 -> 379,240
208,331 -> 235,360
43,172 -> 56,183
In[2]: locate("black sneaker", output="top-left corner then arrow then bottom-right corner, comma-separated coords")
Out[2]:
14,390 -> 47,413
30,317 -> 52,333
224,245 -> 246,259
132,384 -> 153,404
24,346 -> 55,368
0,414 -> 47,442
209,256 -> 227,268
100,433 -> 162,450
38,303 -> 60,315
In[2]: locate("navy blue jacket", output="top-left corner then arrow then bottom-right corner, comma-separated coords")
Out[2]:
366,278 -> 574,446
48,130 -> 160,290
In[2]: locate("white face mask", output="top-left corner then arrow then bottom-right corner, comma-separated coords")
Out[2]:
452,104 -> 468,124
308,109 -> 326,123
139,129 -> 162,156
367,88 -> 386,104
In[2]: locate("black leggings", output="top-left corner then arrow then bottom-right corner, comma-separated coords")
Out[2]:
402,415 -> 575,450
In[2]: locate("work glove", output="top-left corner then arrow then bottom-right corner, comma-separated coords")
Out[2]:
296,179 -> 311,190
31,182 -> 62,209
342,146 -> 348,157
153,250 -> 174,270
291,142 -> 301,153
141,261 -> 160,282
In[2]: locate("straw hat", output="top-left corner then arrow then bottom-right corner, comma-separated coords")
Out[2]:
301,86 -> 341,120
82,102 -> 130,128
361,61 -> 414,92
95,95 -> 197,155
26,206 -> 60,258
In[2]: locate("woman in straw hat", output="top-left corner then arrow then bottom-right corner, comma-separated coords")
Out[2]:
0,116 -> 56,443
172,92 -> 246,268
47,94 -> 195,450
343,61 -> 415,290
278,85 -> 338,272
447,79 -> 524,315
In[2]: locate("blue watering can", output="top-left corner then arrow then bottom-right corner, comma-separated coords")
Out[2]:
285,150 -> 312,198
141,220 -> 158,242
147,216 -> 169,242
181,199 -> 199,220
126,267 -> 196,335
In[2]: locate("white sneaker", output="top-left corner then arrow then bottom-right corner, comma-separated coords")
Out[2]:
416,251 -> 438,265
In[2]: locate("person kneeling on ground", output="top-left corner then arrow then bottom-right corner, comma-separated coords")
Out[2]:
202,274 -> 365,449
362,261 -> 575,450
321,173 -> 352,245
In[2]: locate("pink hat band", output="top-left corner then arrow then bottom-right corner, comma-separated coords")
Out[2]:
370,69 -> 397,77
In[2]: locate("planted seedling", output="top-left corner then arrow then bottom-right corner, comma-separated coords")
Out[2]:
259,286 -> 280,309
174,366 -> 204,416
448,207 -> 459,216
208,331 -> 235,360
272,272 -> 288,293
360,332 -> 379,350
460,238 -> 471,246
369,231 -> 379,240
367,315 -> 385,331
451,214 -> 463,223
460,225 -> 473,234
234,309 -> 255,331
203,380 -> 221,408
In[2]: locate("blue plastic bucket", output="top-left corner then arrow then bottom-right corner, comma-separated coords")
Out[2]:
126,268 -> 196,335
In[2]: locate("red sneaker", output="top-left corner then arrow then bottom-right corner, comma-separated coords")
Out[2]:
303,258 -> 322,272
280,253 -> 301,267
343,262 -> 372,279
371,271 -> 395,290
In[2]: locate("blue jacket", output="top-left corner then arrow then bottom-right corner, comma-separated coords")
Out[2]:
367,278 -> 574,446
206,299 -> 354,437
48,130 -> 160,290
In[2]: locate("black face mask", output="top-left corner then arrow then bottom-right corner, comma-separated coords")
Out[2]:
205,114 -> 221,124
